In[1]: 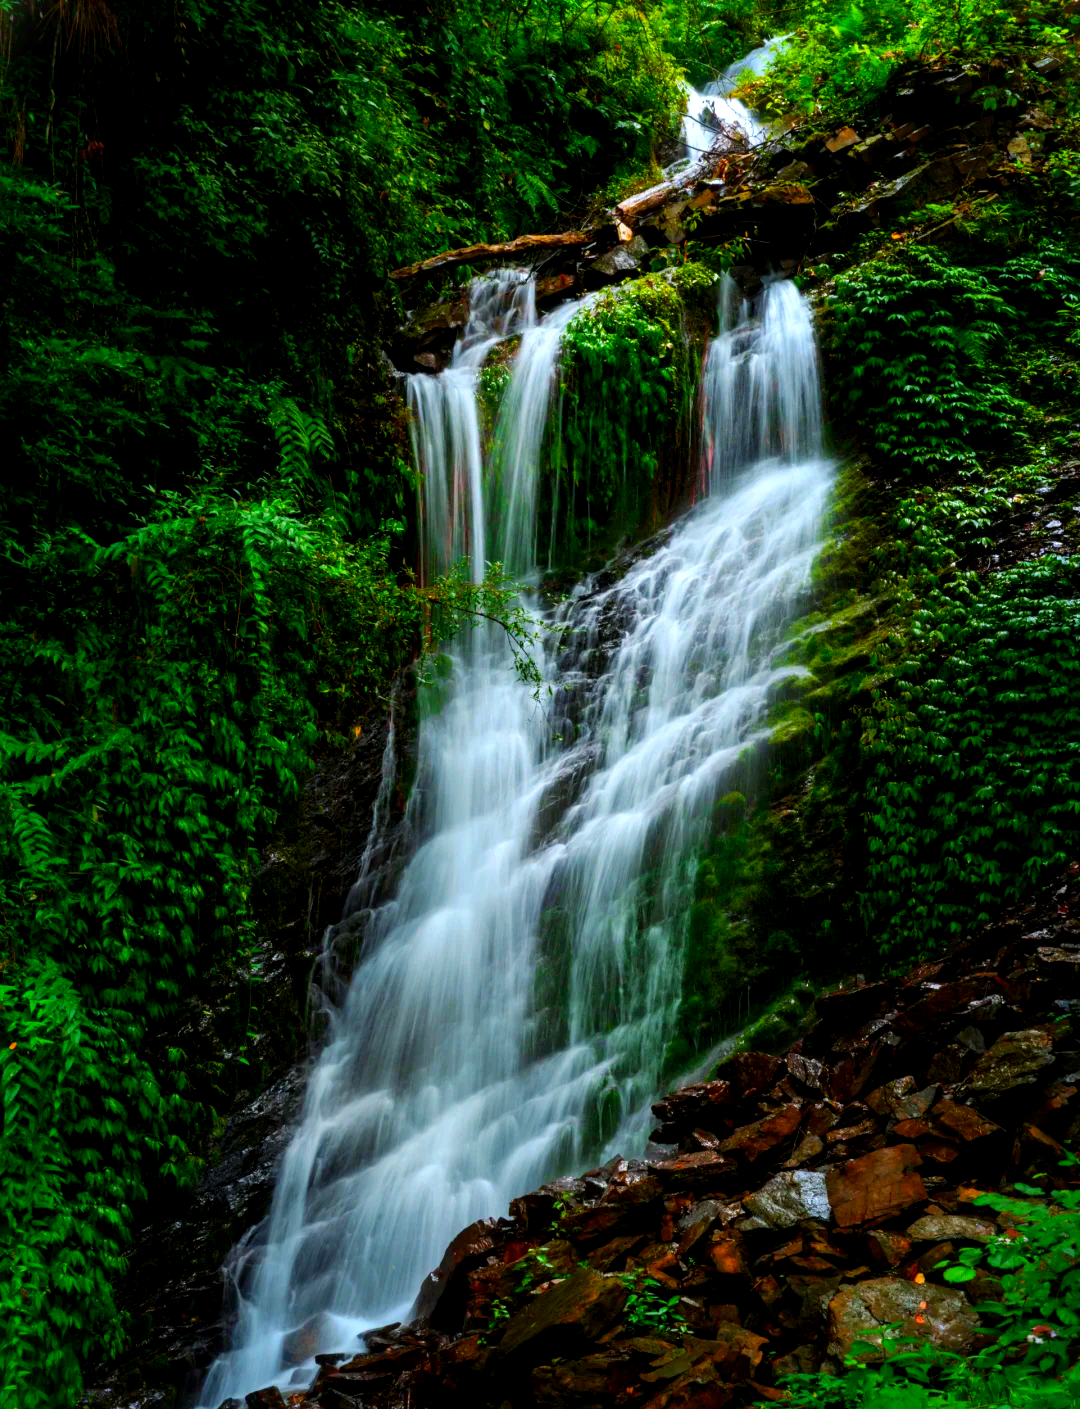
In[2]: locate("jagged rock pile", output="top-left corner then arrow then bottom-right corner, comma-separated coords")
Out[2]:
230,872 -> 1080,1409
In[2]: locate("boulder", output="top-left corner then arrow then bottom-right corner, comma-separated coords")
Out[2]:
743,1170 -> 831,1228
244,1389 -> 288,1409
906,1214 -> 994,1242
718,1105 -> 801,1161
413,1216 -> 502,1329
492,1265 -> 628,1366
586,236 -> 651,285
280,1311 -> 331,1366
827,1277 -> 979,1361
961,1028 -> 1055,1095
826,1144 -> 926,1228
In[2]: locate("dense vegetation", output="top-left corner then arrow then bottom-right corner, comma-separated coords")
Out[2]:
0,2 -> 698,1402
5,0 -> 1080,1402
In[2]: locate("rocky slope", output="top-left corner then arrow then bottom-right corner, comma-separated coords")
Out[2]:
224,866 -> 1080,1409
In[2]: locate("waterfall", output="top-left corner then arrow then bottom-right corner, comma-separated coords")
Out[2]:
678,37 -> 789,164
198,270 -> 831,1407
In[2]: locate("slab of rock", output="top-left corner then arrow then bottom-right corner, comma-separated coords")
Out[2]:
744,1170 -> 831,1228
866,1076 -> 938,1122
244,1389 -> 288,1409
962,1028 -> 1055,1095
655,1150 -> 735,1185
828,1277 -> 979,1360
653,1080 -> 735,1131
413,1216 -> 501,1327
906,1213 -> 994,1242
826,1144 -> 926,1228
492,1265 -> 628,1365
934,1099 -> 1000,1141
718,1105 -> 801,1161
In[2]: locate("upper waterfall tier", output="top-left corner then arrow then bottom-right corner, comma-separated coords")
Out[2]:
198,271 -> 833,1407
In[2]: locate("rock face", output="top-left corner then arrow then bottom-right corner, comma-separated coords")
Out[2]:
226,878 -> 1080,1409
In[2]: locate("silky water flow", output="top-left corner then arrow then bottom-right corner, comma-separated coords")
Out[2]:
199,271 -> 832,1406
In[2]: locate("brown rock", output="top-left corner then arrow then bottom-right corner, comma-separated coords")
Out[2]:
535,273 -> 576,301
280,1312 -> 332,1367
962,1028 -> 1055,1095
866,1077 -> 939,1122
586,1233 -> 647,1271
934,1099 -> 1000,1141
825,126 -> 861,153
492,1266 -> 628,1364
784,1132 -> 825,1166
652,1080 -> 735,1130
719,1051 -> 782,1098
892,1119 -> 932,1140
709,1233 -> 748,1276
655,1150 -> 735,1185
827,1048 -> 881,1104
788,1053 -> 826,1094
928,1044 -> 973,1084
603,1164 -> 665,1205
895,975 -> 1004,1033
826,1144 -> 927,1228
827,1119 -> 879,1144
718,1105 -> 801,1161
244,1390 -> 288,1409
532,1349 -> 636,1404
906,1214 -> 994,1242
828,1277 -> 979,1360
866,1229 -> 913,1266
414,1216 -> 501,1327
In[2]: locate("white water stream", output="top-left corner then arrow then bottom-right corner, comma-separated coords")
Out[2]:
678,37 -> 789,167
200,271 -> 831,1407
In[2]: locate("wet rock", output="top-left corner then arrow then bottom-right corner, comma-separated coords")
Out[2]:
866,1076 -> 938,1122
586,235 -> 651,285
743,1170 -> 831,1228
718,1105 -> 801,1161
655,1150 -> 735,1185
828,1278 -> 979,1360
281,1311 -> 332,1366
961,1027 -> 1055,1095
492,1266 -> 628,1367
720,1051 -> 782,1097
245,1389 -> 288,1409
866,1229 -> 912,1266
414,1217 -> 503,1329
652,1080 -> 735,1132
532,1347 -> 637,1404
906,1214 -> 994,1241
934,1099 -> 1000,1141
826,1145 -> 927,1228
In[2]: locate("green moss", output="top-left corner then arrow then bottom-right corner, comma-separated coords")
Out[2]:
542,268 -> 717,571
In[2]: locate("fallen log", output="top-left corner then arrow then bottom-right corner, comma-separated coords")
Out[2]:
389,230 -> 591,282
613,134 -> 741,224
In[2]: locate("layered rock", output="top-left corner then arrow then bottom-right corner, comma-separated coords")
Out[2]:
235,868 -> 1080,1409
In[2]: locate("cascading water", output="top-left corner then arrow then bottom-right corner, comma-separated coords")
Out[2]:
678,37 -> 788,165
199,270 -> 831,1407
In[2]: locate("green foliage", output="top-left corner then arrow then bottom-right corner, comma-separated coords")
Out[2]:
741,0 -> 1080,120
862,554 -> 1080,958
829,249 -> 1025,475
769,1160 -> 1080,1409
620,1271 -> 690,1337
552,267 -> 715,558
